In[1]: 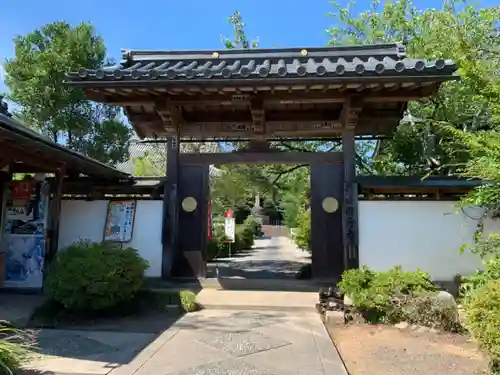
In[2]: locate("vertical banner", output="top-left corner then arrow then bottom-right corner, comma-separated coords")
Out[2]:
224,217 -> 235,243
207,199 -> 213,240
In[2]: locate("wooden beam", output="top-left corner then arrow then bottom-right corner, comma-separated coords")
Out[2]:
250,96 -> 265,136
162,135 -> 180,279
154,98 -> 184,133
47,168 -> 64,265
132,108 -> 401,125
342,129 -> 359,270
179,151 -> 343,165
85,88 -> 434,107
340,95 -> 364,130
0,142 -> 66,172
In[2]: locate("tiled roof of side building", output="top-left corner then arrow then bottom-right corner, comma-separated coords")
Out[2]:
66,43 -> 457,84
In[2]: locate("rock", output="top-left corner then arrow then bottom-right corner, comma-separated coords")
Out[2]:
395,321 -> 409,329
434,291 -> 457,309
344,295 -> 354,306
316,303 -> 326,315
433,291 -> 459,321
325,310 -> 344,324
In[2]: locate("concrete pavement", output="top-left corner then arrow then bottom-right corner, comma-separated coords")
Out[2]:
207,236 -> 311,279
26,300 -> 347,375
22,237 -> 346,374
110,309 -> 346,375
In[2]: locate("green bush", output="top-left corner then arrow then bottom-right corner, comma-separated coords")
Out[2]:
244,215 -> 263,237
460,255 -> 500,297
294,209 -> 311,251
463,278 -> 500,374
206,223 -> 255,260
338,266 -> 436,323
235,224 -> 254,250
179,290 -> 199,312
395,292 -> 462,332
0,322 -> 34,375
45,240 -> 149,311
206,238 -> 228,261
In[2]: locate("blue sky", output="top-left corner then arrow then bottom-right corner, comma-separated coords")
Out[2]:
0,0 -> 494,94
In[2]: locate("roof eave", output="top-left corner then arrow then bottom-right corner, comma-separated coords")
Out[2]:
0,114 -> 131,180
65,74 -> 459,89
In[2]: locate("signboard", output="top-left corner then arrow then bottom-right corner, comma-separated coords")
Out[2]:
224,209 -> 233,219
11,180 -> 35,201
104,200 -> 136,243
224,217 -> 235,243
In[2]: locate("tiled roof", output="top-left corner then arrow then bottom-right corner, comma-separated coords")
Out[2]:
66,43 -> 457,84
0,113 -> 131,180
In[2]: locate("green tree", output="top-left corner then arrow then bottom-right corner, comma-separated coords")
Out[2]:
221,10 -> 259,49
4,21 -> 132,165
327,0 -> 500,175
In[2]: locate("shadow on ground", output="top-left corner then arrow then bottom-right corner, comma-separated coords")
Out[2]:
1,284 -> 204,368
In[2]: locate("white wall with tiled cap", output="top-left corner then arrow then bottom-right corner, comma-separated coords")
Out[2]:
57,200 -> 163,277
358,201 -> 500,281
58,199 -> 500,281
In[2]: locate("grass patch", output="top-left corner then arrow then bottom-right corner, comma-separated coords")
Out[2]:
0,321 -> 35,375
29,289 -> 201,328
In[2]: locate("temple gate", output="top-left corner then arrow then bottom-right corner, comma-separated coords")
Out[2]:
66,43 -> 457,280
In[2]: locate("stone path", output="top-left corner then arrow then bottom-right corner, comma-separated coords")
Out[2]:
108,309 -> 346,375
207,236 -> 310,279
25,295 -> 346,375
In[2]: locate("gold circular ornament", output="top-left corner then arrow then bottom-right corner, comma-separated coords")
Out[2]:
182,197 -> 198,212
300,49 -> 308,56
212,52 -> 220,58
322,197 -> 339,213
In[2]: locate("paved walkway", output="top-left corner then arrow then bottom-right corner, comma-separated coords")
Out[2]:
207,236 -> 310,279
28,308 -> 345,375
23,238 -> 345,375
25,292 -> 346,375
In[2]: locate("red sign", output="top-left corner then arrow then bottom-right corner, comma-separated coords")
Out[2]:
11,180 -> 35,201
224,209 -> 233,219
207,200 -> 213,240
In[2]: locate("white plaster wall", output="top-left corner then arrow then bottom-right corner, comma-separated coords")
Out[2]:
58,200 -> 163,277
358,201 -> 500,281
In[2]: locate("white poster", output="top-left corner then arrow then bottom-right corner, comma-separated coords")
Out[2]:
224,218 -> 235,242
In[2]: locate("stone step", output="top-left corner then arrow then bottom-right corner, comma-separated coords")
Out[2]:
195,289 -> 318,312
146,277 -> 336,293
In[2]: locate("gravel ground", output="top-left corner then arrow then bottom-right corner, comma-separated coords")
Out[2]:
326,321 -> 488,375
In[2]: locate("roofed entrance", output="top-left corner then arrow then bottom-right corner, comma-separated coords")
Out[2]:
67,43 -> 457,280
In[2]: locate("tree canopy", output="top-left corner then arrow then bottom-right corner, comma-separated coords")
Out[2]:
327,0 -> 500,176
4,21 -> 132,165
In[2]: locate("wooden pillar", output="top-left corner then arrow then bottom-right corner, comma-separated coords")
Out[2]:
341,96 -> 362,271
47,169 -> 64,264
161,135 -> 180,279
342,130 -> 359,270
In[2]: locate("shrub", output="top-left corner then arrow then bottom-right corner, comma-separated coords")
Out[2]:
463,278 -> 500,374
206,238 -> 228,261
45,240 -> 149,311
459,234 -> 500,298
236,224 -> 254,250
294,209 -> 310,251
338,266 -> 436,323
179,290 -> 199,312
395,292 -> 462,332
244,215 -> 263,237
460,255 -> 500,297
206,223 -> 254,260
0,322 -> 34,375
